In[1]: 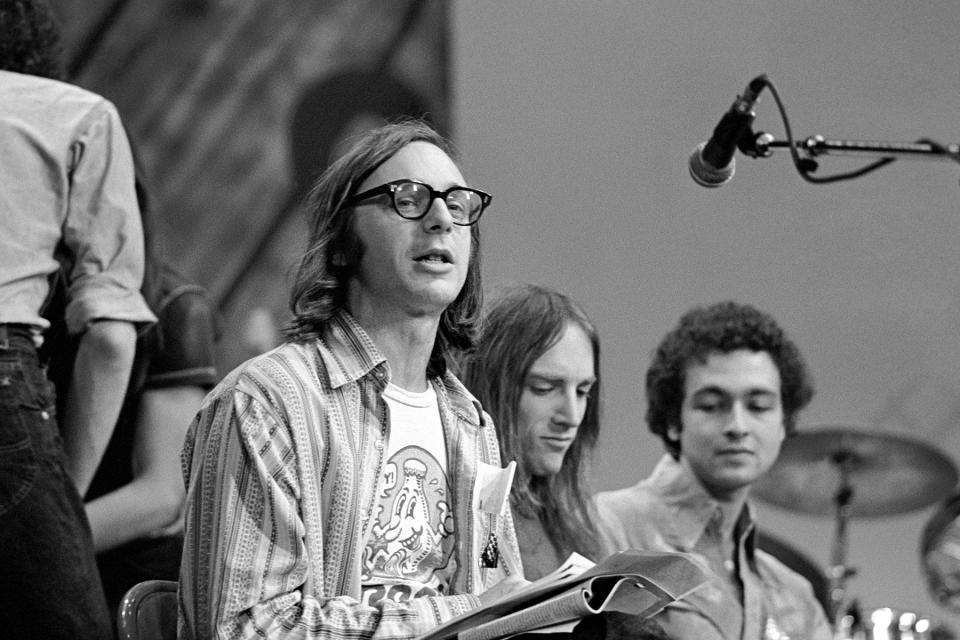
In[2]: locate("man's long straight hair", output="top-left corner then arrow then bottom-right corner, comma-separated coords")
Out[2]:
284,119 -> 483,376
461,284 -> 603,559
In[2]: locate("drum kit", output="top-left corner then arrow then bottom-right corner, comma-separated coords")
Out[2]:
752,425 -> 960,640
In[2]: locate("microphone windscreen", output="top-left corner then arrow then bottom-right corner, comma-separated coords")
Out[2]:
689,141 -> 735,188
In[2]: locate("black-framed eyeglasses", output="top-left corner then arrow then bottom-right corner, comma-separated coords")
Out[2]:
343,179 -> 491,226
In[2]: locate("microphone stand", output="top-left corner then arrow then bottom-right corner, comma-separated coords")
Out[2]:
826,449 -> 858,634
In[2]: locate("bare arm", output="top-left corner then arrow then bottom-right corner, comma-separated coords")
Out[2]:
62,319 -> 137,497
86,384 -> 206,552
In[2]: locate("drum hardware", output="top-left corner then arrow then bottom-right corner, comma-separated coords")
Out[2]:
826,448 -> 857,623
833,603 -> 954,640
921,493 -> 960,614
753,425 -> 959,626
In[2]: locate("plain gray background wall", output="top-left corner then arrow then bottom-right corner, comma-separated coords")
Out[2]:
452,0 -> 960,629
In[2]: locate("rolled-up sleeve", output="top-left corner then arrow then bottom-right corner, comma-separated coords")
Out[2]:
62,101 -> 155,334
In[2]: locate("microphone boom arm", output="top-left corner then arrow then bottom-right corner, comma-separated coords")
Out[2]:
752,134 -> 960,163
691,73 -> 960,186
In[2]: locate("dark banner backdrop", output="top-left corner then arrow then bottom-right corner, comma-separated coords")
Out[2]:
53,0 -> 452,372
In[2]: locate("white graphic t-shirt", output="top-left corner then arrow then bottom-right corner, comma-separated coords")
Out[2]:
361,382 -> 455,605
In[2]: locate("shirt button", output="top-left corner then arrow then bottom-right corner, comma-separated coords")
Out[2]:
40,410 -> 50,420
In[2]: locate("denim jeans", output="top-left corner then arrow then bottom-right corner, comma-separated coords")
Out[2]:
0,325 -> 113,639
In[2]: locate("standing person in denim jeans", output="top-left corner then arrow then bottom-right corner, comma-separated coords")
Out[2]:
0,0 -> 156,637
41,150 -> 220,619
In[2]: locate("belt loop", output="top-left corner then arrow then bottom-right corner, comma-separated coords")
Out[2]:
0,325 -> 9,350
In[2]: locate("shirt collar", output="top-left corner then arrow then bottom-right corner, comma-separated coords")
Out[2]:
318,309 -> 389,389
645,454 -> 758,554
316,309 -> 485,427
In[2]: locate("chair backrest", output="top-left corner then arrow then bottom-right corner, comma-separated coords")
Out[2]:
117,579 -> 179,640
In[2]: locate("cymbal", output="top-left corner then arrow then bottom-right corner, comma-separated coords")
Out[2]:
753,425 -> 958,517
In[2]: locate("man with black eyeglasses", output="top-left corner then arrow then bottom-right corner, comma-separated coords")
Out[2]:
179,120 -> 528,640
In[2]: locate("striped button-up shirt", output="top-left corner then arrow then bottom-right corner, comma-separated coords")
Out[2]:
179,311 -> 521,639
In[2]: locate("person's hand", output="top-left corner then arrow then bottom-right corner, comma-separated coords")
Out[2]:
477,575 -> 531,606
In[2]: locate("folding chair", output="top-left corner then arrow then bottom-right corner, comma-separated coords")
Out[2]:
116,579 -> 178,640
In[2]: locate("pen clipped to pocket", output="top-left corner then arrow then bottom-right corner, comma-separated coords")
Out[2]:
473,460 -> 516,569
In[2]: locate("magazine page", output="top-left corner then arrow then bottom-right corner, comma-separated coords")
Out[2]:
415,550 -> 708,640
459,583 -> 594,640
458,573 -> 672,640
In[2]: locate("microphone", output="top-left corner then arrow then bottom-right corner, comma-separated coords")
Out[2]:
689,75 -> 767,187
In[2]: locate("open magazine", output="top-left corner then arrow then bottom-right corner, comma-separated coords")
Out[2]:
416,549 -> 709,640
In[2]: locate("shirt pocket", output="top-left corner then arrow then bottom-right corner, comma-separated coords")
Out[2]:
472,460 -> 517,584
0,359 -> 43,516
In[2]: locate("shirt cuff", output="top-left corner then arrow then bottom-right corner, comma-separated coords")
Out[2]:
66,283 -> 157,334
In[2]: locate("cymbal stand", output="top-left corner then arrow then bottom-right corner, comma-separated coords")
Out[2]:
827,450 -> 859,630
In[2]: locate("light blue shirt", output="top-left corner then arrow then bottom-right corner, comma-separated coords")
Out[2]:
596,455 -> 832,640
0,70 -> 154,332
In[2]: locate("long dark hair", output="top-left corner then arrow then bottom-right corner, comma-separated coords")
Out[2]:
0,0 -> 65,79
284,119 -> 483,376
461,283 -> 602,559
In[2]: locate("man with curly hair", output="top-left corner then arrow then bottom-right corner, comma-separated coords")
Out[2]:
1,1 -> 154,637
596,301 -> 831,640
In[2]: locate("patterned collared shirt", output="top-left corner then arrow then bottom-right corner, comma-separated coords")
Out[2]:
596,455 -> 832,640
179,310 -> 522,639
